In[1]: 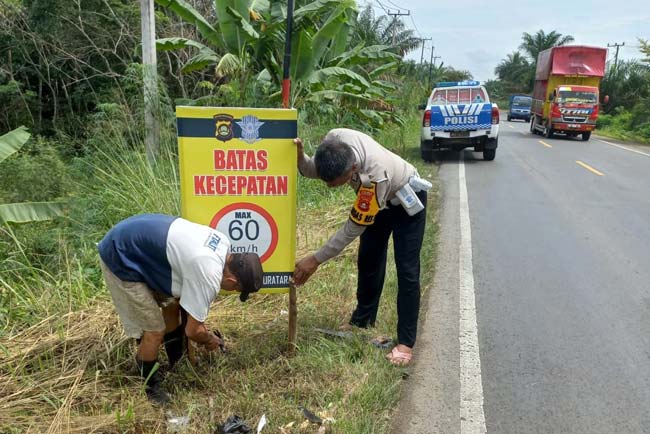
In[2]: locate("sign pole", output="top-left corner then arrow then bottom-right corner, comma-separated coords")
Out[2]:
288,283 -> 298,354
281,0 -> 294,108
282,0 -> 298,353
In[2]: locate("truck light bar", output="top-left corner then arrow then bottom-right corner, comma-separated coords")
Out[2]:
436,80 -> 480,88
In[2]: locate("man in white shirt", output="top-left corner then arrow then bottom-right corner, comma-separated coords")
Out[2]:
98,213 -> 263,405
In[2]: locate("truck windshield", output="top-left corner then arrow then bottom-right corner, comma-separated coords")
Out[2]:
557,91 -> 597,104
512,96 -> 531,106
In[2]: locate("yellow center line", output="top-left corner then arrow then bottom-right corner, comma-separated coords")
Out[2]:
539,140 -> 553,148
576,160 -> 604,176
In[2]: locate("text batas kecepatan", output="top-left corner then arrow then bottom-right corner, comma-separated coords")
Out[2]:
194,149 -> 288,196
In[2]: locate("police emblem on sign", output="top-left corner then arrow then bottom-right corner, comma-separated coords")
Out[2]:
214,114 -> 234,142
236,115 -> 264,144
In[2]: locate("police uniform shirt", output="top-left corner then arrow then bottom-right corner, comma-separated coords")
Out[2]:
98,214 -> 229,322
298,128 -> 417,263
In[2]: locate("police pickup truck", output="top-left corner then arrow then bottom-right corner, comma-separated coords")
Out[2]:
419,80 -> 499,161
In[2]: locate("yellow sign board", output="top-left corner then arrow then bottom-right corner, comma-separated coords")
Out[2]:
176,107 -> 297,294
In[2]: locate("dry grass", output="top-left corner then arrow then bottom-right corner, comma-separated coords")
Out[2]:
0,199 -> 413,434
0,125 -> 440,433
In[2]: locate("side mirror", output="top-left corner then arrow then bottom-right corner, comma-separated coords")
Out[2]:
417,103 -> 427,110
549,90 -> 556,102
603,95 -> 610,104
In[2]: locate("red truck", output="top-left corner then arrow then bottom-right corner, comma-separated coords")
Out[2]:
530,46 -> 608,141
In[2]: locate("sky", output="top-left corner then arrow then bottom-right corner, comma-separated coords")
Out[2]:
361,0 -> 650,82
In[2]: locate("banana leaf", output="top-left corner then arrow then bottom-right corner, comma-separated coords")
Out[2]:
0,126 -> 29,163
156,37 -> 211,52
154,0 -> 222,48
0,202 -> 65,223
308,67 -> 370,89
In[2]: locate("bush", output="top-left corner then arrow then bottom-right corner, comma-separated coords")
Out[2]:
596,113 -> 612,128
0,136 -> 69,203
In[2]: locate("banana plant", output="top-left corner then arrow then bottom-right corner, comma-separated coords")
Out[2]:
0,127 -> 65,223
155,0 -> 400,112
155,0 -> 277,105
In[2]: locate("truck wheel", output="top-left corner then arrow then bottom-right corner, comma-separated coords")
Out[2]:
483,149 -> 496,161
544,125 -> 554,138
581,131 -> 591,141
530,117 -> 537,134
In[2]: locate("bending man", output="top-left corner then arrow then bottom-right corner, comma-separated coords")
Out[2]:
293,128 -> 428,366
98,213 -> 263,404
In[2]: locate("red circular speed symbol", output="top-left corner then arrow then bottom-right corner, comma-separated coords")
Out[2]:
209,202 -> 278,263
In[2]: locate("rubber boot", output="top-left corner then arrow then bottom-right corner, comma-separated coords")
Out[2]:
136,358 -> 171,406
163,325 -> 186,368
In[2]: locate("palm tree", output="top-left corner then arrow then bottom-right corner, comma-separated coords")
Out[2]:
494,51 -> 533,92
495,51 -> 530,80
600,60 -> 650,113
519,30 -> 575,63
351,4 -> 421,56
639,38 -> 650,64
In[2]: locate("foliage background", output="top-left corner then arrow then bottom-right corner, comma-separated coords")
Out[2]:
488,30 -> 650,142
0,1 -> 456,432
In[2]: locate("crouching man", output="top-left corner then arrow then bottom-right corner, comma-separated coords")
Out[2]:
97,213 -> 263,405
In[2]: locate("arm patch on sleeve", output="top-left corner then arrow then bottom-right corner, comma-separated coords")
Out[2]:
350,183 -> 380,226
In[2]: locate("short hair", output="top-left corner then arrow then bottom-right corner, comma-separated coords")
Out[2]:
314,138 -> 355,182
229,253 -> 263,302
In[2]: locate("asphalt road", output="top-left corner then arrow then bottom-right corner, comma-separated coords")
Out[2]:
394,121 -> 650,434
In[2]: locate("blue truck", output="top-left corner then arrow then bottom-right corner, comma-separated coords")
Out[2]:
507,94 -> 532,122
419,80 -> 500,161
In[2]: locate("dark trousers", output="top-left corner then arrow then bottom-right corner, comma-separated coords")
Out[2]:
350,190 -> 427,348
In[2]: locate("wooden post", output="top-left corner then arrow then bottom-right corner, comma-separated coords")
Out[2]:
140,0 -> 160,164
288,283 -> 298,354
281,0 -> 294,108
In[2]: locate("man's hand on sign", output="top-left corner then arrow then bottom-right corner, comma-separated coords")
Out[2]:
293,138 -> 305,165
293,254 -> 320,286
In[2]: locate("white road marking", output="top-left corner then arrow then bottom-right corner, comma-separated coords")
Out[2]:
459,155 -> 487,434
598,139 -> 650,157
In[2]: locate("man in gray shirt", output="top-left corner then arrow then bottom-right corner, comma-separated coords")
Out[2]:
293,128 -> 427,366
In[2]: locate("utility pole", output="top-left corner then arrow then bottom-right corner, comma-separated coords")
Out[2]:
607,42 -> 625,69
419,37 -> 432,64
140,0 -> 159,164
427,46 -> 442,90
387,9 -> 410,45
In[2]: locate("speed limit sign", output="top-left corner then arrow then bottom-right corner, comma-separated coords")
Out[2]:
209,202 -> 278,263
177,106 -> 296,295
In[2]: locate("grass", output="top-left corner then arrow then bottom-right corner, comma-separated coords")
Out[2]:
0,113 -> 439,433
595,127 -> 650,145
